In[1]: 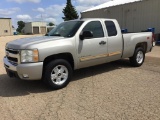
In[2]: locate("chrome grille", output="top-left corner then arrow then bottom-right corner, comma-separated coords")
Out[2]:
5,48 -> 20,65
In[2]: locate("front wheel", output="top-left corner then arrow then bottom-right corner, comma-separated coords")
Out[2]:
130,47 -> 145,67
43,59 -> 73,90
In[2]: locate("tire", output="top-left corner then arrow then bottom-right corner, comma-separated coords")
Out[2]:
43,59 -> 73,90
130,47 -> 145,67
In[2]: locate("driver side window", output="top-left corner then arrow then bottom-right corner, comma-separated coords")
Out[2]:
82,21 -> 104,39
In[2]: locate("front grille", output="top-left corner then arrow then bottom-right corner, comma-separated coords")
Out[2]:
6,48 -> 20,65
7,57 -> 18,62
6,49 -> 19,54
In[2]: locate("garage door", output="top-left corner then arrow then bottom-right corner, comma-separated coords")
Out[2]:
33,27 -> 39,34
41,27 -> 46,34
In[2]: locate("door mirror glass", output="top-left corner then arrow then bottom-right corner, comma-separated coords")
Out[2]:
80,31 -> 93,40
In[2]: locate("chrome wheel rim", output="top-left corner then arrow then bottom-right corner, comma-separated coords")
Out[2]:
51,65 -> 68,85
136,51 -> 144,64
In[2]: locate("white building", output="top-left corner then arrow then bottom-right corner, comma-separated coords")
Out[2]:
23,22 -> 47,34
0,18 -> 13,36
81,0 -> 160,40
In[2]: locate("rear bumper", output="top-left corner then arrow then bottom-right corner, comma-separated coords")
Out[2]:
152,41 -> 156,47
3,57 -> 43,80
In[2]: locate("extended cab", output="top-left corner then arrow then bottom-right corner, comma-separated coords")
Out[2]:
4,18 -> 154,89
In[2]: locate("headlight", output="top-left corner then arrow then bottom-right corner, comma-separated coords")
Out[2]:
21,49 -> 39,63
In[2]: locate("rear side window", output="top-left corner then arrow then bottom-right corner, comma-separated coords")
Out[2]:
105,21 -> 117,37
82,21 -> 104,38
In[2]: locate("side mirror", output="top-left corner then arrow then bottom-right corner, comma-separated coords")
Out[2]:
80,31 -> 93,40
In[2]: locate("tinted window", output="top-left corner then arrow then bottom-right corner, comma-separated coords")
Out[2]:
82,21 -> 104,38
105,21 -> 117,36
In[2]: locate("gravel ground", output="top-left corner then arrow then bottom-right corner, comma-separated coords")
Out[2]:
0,35 -> 160,120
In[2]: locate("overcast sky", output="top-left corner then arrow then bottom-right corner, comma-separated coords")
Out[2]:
0,0 -> 110,28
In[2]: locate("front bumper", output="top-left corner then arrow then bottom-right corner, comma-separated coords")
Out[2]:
3,57 -> 43,80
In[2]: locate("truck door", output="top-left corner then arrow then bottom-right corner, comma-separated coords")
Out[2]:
104,21 -> 123,61
77,21 -> 108,69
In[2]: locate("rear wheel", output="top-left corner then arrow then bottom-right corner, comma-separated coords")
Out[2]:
43,59 -> 73,89
130,47 -> 145,67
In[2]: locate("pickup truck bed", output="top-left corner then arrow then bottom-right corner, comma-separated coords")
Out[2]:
122,32 -> 153,58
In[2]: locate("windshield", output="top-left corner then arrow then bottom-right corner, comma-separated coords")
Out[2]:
46,21 -> 84,37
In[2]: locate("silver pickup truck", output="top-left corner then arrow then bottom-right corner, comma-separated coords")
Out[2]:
4,18 -> 154,89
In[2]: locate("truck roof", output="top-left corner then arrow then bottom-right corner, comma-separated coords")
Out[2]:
80,18 -> 115,21
66,18 -> 116,22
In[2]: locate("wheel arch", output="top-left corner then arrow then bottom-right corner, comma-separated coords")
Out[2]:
135,42 -> 147,53
43,53 -> 75,71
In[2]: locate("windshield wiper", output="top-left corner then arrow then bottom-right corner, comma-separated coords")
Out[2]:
50,34 -> 61,36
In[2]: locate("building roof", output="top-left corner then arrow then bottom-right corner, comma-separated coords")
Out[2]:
0,18 -> 11,19
25,21 -> 47,24
82,0 -> 142,13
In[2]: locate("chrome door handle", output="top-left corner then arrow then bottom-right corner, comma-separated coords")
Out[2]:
99,41 -> 106,45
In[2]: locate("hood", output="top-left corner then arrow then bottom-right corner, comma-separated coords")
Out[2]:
6,36 -> 64,49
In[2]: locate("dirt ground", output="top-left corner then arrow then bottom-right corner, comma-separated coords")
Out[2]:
0,35 -> 160,120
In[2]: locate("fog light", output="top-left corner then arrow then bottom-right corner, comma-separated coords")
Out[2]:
23,74 -> 29,78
